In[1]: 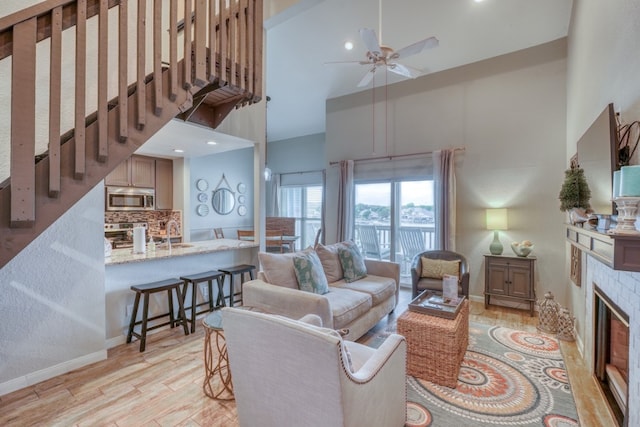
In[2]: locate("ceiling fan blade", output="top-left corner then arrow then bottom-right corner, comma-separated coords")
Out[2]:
392,36 -> 439,60
357,67 -> 377,87
388,63 -> 422,79
387,63 -> 412,78
359,28 -> 381,56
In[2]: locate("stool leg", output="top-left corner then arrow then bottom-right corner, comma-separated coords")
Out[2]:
140,292 -> 150,352
207,280 -> 214,312
216,276 -> 226,308
168,289 -> 175,328
228,274 -> 235,307
249,269 -> 255,280
127,292 -> 141,344
190,281 -> 197,333
175,286 -> 190,336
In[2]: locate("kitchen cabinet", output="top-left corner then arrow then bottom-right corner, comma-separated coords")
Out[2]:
105,155 -> 155,188
484,254 -> 536,316
155,158 -> 173,210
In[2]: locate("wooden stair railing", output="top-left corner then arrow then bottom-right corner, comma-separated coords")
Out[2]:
0,0 -> 263,269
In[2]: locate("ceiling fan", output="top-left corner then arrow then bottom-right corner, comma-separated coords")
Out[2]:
350,27 -> 439,87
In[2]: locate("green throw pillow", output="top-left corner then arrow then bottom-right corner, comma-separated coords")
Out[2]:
338,243 -> 367,283
293,251 -> 330,294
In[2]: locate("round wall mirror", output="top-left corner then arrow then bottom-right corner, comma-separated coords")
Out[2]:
212,188 -> 236,215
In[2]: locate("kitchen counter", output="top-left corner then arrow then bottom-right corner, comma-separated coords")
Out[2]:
105,238 -> 258,265
105,238 -> 259,345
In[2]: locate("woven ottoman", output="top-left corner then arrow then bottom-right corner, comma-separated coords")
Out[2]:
397,300 -> 469,388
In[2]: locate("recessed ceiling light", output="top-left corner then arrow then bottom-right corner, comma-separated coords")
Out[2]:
474,0 -> 484,2
173,148 -> 184,153
344,41 -> 354,50
207,140 -> 217,145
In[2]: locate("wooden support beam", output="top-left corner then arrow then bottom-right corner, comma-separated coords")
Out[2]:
153,0 -> 163,116
118,0 -> 128,142
169,0 -> 178,101
194,0 -> 207,87
183,0 -> 192,89
97,0 -> 108,162
10,17 -> 37,227
136,0 -> 146,130
48,6 -> 62,198
74,0 -> 87,180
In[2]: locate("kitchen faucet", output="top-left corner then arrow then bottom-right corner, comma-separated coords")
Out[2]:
166,220 -> 179,251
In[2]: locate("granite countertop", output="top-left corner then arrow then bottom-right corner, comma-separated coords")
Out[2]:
105,238 -> 258,265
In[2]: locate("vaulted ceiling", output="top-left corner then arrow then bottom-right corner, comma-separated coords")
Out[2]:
265,0 -> 573,142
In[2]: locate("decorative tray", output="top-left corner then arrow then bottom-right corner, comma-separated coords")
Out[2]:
408,291 -> 466,320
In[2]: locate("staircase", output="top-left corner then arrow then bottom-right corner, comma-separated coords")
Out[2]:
0,0 -> 263,269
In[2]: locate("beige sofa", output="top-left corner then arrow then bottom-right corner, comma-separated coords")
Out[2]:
243,243 -> 400,341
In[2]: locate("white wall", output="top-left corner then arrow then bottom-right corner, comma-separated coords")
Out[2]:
565,0 -> 640,353
0,184 -> 106,395
267,133 -> 326,173
325,39 -> 568,305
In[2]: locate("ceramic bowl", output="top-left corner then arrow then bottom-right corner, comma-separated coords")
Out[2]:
511,243 -> 534,257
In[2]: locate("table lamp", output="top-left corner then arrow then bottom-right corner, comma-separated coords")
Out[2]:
612,165 -> 640,233
486,208 -> 508,255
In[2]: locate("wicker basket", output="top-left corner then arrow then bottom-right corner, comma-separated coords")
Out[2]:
537,291 -> 560,334
397,300 -> 469,388
556,307 -> 576,341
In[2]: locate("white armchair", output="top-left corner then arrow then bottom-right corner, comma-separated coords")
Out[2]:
222,307 -> 407,427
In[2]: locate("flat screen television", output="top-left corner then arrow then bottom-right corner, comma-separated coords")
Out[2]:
577,103 -> 619,215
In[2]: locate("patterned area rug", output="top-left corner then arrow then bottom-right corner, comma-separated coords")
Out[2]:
401,322 -> 579,427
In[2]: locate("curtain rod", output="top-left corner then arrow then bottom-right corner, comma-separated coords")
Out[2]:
277,169 -> 326,176
329,147 -> 465,166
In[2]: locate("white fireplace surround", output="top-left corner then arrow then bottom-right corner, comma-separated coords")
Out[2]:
584,255 -> 640,426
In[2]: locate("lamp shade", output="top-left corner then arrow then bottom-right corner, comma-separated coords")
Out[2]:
486,208 -> 508,230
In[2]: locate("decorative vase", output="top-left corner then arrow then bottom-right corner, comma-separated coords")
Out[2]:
556,307 -> 576,342
537,291 -> 560,334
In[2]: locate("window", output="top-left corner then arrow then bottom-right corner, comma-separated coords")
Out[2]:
280,185 -> 323,248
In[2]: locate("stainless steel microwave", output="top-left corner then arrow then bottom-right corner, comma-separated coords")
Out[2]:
105,186 -> 155,211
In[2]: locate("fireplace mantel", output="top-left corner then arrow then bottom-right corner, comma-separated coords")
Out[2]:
566,224 -> 640,272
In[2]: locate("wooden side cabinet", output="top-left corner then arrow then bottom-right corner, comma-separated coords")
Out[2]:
484,254 -> 536,317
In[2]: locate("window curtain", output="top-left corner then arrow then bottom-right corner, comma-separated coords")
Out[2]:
266,173 -> 281,217
320,170 -> 327,245
434,149 -> 456,250
337,160 -> 354,242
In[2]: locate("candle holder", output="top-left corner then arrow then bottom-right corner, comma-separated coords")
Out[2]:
610,197 -> 640,234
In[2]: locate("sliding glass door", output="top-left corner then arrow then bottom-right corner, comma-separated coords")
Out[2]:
354,179 -> 435,280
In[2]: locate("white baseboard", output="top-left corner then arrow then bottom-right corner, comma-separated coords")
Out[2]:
0,350 -> 107,397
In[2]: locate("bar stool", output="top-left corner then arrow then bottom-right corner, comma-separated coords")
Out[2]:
126,278 -> 189,352
218,264 -> 256,306
179,270 -> 225,333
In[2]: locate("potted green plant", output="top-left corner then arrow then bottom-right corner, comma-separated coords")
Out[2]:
558,164 -> 592,224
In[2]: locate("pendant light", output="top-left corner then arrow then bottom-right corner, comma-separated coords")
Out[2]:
264,96 -> 272,181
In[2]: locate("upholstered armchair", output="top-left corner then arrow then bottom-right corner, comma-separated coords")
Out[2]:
222,307 -> 407,427
411,250 -> 470,298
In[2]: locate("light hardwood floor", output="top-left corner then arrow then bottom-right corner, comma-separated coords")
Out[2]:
0,289 -> 616,426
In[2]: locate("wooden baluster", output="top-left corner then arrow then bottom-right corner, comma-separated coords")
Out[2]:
239,0 -> 247,90
153,0 -> 163,115
218,0 -> 227,85
208,0 -> 217,82
10,18 -> 37,226
136,0 -> 146,130
169,0 -> 178,101
183,0 -> 192,89
229,0 -> 236,86
49,7 -> 62,198
253,0 -> 262,99
97,0 -> 108,162
246,0 -> 254,97
194,0 -> 207,87
118,0 -> 128,142
74,0 -> 87,180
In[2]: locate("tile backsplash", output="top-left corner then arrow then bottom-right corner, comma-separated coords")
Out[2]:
104,210 -> 182,236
